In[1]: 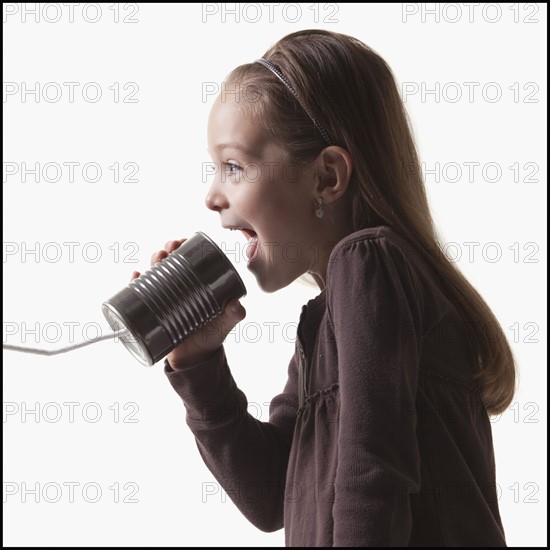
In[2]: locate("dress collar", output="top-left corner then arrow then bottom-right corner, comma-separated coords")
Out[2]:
303,288 -> 326,312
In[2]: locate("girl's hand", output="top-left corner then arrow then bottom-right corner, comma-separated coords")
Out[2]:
131,238 -> 246,370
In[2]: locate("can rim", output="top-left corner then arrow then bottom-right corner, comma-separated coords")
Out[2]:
101,301 -> 154,367
194,231 -> 247,298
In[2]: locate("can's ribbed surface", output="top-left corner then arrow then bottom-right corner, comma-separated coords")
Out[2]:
102,232 -> 246,366
130,251 -> 219,344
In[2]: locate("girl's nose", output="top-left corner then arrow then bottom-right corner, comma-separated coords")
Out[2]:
204,186 -> 228,212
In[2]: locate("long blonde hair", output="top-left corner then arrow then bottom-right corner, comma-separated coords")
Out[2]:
226,29 -> 516,415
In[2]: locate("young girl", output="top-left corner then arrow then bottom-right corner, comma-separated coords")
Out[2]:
139,30 -> 516,546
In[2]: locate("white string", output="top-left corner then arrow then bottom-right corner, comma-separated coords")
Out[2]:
2,328 -> 130,356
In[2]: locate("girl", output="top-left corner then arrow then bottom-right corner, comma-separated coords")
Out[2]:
137,30 -> 516,546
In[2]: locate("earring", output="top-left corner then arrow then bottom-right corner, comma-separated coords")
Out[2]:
315,198 -> 324,219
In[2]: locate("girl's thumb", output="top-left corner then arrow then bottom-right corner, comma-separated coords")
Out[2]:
214,300 -> 245,342
228,299 -> 245,319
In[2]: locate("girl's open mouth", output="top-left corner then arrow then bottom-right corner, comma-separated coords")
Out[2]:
225,226 -> 259,263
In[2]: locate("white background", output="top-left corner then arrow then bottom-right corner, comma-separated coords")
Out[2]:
3,2 -> 547,547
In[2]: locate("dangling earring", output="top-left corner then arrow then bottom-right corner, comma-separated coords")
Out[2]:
315,198 -> 324,219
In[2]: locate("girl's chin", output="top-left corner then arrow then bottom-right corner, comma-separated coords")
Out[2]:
249,264 -> 297,295
254,276 -> 282,294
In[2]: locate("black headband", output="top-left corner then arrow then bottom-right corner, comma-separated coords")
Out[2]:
255,58 -> 333,146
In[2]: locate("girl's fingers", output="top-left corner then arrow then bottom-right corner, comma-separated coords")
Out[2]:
151,239 -> 188,267
131,239 -> 189,284
150,250 -> 169,265
164,239 -> 186,253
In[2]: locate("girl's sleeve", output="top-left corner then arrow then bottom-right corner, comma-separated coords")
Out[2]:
164,344 -> 299,533
326,236 -> 424,547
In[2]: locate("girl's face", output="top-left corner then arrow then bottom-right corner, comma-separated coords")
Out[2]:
206,94 -> 321,293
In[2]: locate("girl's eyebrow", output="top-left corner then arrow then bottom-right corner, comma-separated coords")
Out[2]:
211,143 -> 260,157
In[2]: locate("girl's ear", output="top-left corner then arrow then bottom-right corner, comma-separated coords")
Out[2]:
315,146 -> 353,204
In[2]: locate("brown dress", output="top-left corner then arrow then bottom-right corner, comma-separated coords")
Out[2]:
165,225 -> 506,547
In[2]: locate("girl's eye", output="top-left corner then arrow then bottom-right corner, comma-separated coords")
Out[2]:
224,162 -> 242,175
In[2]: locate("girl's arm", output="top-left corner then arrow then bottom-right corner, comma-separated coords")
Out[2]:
164,344 -> 299,532
327,235 -> 423,546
